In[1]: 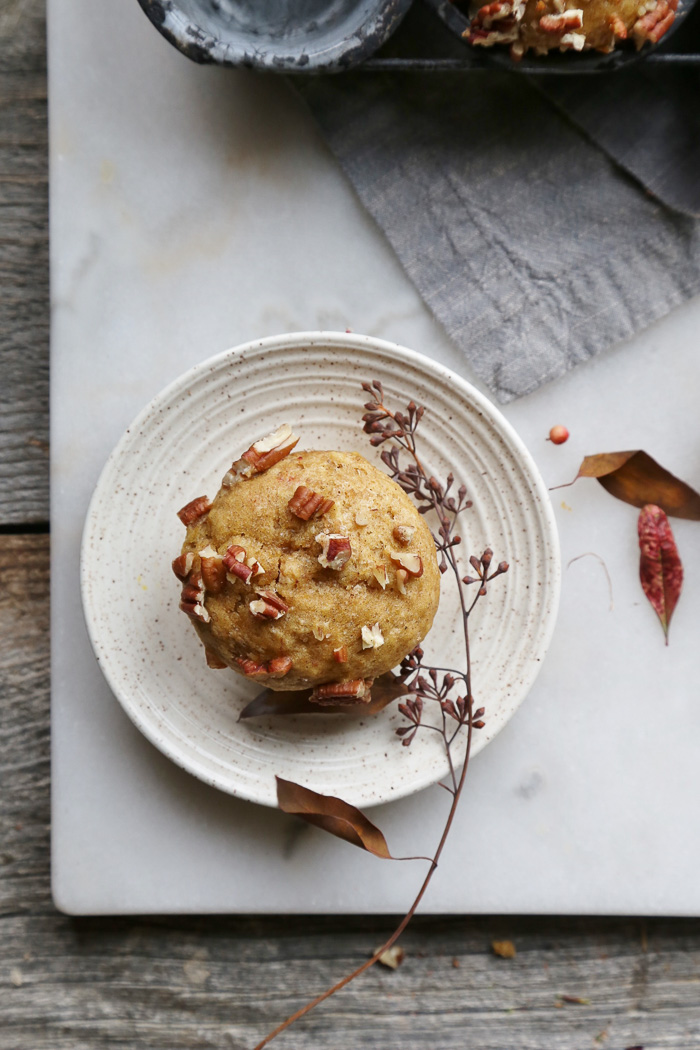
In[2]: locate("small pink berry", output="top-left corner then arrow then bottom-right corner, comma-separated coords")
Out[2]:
548,425 -> 569,445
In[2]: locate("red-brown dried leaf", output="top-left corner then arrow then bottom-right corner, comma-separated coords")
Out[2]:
238,672 -> 408,720
276,777 -> 393,859
638,504 -> 683,644
556,451 -> 700,520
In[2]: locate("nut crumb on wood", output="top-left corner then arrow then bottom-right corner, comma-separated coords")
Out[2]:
375,945 -> 405,969
491,939 -> 517,959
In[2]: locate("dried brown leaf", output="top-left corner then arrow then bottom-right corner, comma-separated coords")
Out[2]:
239,672 -> 408,720
638,504 -> 683,644
491,939 -> 517,959
276,777 -> 393,859
558,994 -> 591,1005
374,945 -> 405,970
555,451 -> 700,520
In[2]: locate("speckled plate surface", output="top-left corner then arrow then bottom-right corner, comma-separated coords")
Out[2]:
81,332 -> 560,809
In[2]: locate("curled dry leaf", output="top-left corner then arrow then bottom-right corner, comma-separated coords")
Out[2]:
554,451 -> 700,520
638,504 -> 683,644
276,777 -> 393,859
238,672 -> 409,720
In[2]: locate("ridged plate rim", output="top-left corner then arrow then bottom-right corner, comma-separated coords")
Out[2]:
80,331 -> 561,808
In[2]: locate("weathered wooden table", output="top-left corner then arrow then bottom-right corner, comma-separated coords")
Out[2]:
2,2 -> 700,1047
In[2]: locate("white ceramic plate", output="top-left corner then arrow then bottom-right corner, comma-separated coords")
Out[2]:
81,332 -> 560,809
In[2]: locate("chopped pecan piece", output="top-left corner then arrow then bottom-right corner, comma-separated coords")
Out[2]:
465,0 -> 525,44
609,14 -> 628,37
632,0 -> 676,45
389,551 -> 423,578
361,623 -> 384,650
179,572 -> 210,623
316,533 -> 352,570
288,485 -> 334,521
354,509 -> 371,526
205,648 -> 228,669
395,569 -> 408,595
223,545 -> 254,585
392,525 -> 415,546
177,495 -> 212,526
312,626 -> 330,641
222,544 -> 246,567
559,30 -> 585,48
267,656 -> 293,677
310,679 -> 373,706
199,546 -> 226,593
223,424 -> 300,486
333,646 -> 348,664
539,8 -> 583,31
236,657 -> 267,677
172,552 -> 194,580
249,590 -> 289,619
227,563 -> 254,586
246,555 -> 265,577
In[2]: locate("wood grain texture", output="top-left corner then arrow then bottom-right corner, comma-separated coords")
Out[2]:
3,2 -> 700,1048
0,0 -> 50,525
3,537 -> 700,1049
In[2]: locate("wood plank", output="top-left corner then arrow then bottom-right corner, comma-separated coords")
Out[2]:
3,530 -> 700,1048
0,0 -> 49,525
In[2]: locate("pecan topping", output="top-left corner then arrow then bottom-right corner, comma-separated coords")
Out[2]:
389,551 -> 423,578
246,555 -> 265,577
172,552 -> 194,580
235,655 -> 292,678
395,568 -> 408,595
310,679 -> 373,706
222,544 -> 246,567
609,14 -> 628,37
466,0 -> 526,44
372,564 -> 388,590
312,626 -> 330,641
205,648 -> 228,669
177,495 -> 212,526
199,546 -> 226,594
354,509 -> 371,527
539,8 -> 583,31
631,0 -> 676,45
227,563 -> 254,586
223,544 -> 254,585
236,657 -> 268,677
179,571 -> 210,623
559,30 -> 585,48
288,485 -> 334,521
267,655 -> 293,677
249,590 -> 289,619
316,533 -> 352,570
333,646 -> 348,664
392,525 -> 415,546
222,424 -> 299,486
361,623 -> 384,650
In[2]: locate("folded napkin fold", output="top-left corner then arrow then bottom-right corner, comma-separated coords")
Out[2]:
297,5 -> 700,402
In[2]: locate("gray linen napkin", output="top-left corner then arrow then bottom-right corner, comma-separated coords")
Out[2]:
297,26 -> 700,402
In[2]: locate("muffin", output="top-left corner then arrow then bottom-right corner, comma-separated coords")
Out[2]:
464,0 -> 677,57
173,425 -> 440,701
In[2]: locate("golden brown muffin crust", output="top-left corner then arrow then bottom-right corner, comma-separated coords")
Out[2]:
179,450 -> 441,691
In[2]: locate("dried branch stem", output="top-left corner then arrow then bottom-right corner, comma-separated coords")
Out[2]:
252,383 -> 506,1049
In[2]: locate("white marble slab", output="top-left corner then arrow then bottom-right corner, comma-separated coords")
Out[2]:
49,0 -> 700,915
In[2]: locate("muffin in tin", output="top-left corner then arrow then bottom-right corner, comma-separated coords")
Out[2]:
464,0 -> 678,58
